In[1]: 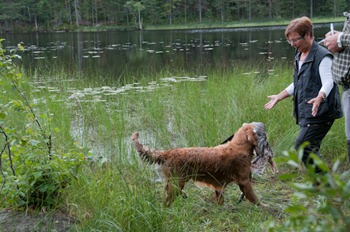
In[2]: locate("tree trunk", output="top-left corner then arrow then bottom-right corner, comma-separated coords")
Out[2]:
221,0 -> 224,23
248,0 -> 252,21
65,0 -> 72,25
74,0 -> 80,27
34,15 -> 38,31
95,1 -> 98,25
126,9 -> 129,27
138,9 -> 142,30
27,6 -> 31,21
184,0 -> 187,23
169,0 -> 173,25
309,0 -> 313,18
91,1 -> 94,26
198,0 -> 202,23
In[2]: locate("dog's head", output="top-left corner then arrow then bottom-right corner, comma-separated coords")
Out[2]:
242,122 -> 273,158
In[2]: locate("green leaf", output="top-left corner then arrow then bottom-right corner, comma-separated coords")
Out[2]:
277,173 -> 298,180
38,185 -> 47,193
33,171 -> 42,180
284,204 -> 307,213
332,160 -> 340,172
286,160 -> 301,168
29,140 -> 40,146
293,183 -> 313,190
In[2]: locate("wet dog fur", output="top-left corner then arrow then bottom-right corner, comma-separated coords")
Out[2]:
130,122 -> 273,206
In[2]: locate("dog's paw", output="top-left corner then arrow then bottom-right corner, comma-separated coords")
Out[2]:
258,202 -> 269,207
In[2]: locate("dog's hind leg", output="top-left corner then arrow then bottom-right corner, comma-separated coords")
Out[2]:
211,189 -> 224,205
164,182 -> 177,206
164,179 -> 186,206
179,181 -> 187,199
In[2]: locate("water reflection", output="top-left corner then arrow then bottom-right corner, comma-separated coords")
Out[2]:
3,25 -> 332,160
1,25 -> 331,80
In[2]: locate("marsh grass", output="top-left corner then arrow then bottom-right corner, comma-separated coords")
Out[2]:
13,62 -> 349,231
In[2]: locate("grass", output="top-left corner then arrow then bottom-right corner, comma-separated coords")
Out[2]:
2,62 -> 349,231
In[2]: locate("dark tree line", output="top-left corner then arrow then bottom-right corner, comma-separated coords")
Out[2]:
0,0 -> 349,32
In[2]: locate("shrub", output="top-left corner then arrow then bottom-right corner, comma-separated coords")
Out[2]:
0,38 -> 85,209
269,144 -> 350,231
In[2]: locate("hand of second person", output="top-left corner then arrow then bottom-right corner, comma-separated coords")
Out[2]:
325,30 -> 340,37
324,31 -> 344,53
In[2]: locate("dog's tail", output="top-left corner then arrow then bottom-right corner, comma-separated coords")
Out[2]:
130,132 -> 165,165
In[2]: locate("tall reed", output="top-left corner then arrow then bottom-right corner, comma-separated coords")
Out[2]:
27,63 -> 348,231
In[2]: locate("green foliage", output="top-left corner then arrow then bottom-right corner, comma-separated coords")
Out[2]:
270,145 -> 350,232
0,39 -> 85,209
48,63 -> 347,230
0,0 -> 349,32
1,44 -> 348,230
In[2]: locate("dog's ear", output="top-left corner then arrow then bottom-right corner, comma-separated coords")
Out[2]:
245,124 -> 258,144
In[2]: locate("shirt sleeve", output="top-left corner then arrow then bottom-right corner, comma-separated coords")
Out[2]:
341,33 -> 350,47
319,56 -> 334,97
285,83 -> 294,96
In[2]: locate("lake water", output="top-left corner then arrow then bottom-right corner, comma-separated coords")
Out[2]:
0,24 -> 333,81
0,24 -> 336,159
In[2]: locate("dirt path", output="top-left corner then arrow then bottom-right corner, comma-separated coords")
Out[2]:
0,209 -> 74,232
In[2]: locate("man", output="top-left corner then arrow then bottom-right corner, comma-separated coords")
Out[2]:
324,12 -> 350,163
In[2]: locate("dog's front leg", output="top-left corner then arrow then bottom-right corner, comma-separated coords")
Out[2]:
237,192 -> 245,204
238,180 -> 259,204
237,171 -> 253,204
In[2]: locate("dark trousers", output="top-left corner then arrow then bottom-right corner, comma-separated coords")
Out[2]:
295,121 -> 334,173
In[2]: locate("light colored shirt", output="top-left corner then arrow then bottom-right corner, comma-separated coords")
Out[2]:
285,56 -> 334,97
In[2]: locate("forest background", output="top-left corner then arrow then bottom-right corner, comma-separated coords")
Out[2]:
1,0 -> 350,32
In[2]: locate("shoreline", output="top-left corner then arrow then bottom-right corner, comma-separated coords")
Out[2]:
0,17 -> 345,34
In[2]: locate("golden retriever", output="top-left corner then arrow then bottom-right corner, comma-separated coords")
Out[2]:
130,122 -> 274,206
